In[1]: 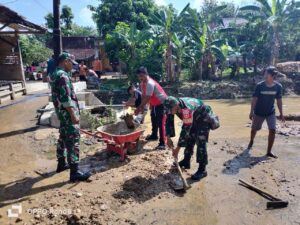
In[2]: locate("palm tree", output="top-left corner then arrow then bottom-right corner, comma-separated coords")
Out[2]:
240,0 -> 300,65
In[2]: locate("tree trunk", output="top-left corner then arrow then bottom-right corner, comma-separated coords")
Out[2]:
243,55 -> 248,75
198,59 -> 203,81
270,27 -> 280,65
236,56 -> 240,77
166,40 -> 173,82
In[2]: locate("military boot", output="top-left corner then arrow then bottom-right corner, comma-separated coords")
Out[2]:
174,154 -> 191,169
56,158 -> 70,173
70,164 -> 91,182
191,164 -> 207,181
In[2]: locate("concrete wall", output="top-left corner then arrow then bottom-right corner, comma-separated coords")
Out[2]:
0,36 -> 25,81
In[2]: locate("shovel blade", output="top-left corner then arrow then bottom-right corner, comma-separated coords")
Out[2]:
267,201 -> 289,209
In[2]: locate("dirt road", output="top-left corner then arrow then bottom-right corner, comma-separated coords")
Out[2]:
0,96 -> 299,225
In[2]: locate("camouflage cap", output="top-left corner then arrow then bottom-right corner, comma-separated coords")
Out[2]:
164,96 -> 180,112
58,52 -> 78,65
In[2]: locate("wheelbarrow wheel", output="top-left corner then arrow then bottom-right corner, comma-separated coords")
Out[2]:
127,139 -> 142,155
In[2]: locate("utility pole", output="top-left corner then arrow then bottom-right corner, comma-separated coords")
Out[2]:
53,0 -> 62,61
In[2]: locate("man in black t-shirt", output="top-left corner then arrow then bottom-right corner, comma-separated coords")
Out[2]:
248,66 -> 284,158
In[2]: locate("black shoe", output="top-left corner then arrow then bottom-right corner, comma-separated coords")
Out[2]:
70,171 -> 92,182
56,158 -> 70,173
70,164 -> 91,182
145,135 -> 158,141
156,143 -> 166,150
191,166 -> 207,181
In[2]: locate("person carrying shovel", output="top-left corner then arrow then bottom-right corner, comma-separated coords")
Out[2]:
164,97 -> 219,181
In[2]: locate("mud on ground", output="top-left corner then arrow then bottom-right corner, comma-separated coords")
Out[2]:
0,96 -> 300,225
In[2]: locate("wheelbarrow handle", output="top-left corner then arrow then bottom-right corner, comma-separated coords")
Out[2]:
80,129 -> 103,139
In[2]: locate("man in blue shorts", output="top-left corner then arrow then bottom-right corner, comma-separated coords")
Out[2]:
248,66 -> 284,158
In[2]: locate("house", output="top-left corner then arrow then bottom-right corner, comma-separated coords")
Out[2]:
0,5 -> 46,104
48,36 -> 112,71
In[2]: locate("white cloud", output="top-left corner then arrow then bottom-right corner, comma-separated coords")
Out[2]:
155,0 -> 167,6
191,0 -> 254,10
191,0 -> 203,10
79,7 -> 95,27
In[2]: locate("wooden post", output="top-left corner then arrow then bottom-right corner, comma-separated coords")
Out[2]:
53,0 -> 62,61
9,83 -> 15,100
17,35 -> 27,95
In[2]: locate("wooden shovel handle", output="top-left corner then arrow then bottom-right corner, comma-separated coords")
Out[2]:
239,179 -> 281,201
174,158 -> 190,190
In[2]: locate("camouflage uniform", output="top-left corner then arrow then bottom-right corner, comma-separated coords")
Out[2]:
50,67 -> 80,165
166,98 -> 213,166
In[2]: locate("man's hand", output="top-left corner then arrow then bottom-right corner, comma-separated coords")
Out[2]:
279,114 -> 285,122
71,113 -> 80,124
249,112 -> 254,120
134,108 -> 140,115
167,137 -> 174,149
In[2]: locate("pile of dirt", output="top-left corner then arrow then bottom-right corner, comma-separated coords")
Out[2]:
99,121 -> 145,135
164,73 -> 295,99
277,61 -> 300,73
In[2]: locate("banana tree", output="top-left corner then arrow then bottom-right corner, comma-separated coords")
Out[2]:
110,22 -> 152,79
150,4 -> 190,82
240,0 -> 300,65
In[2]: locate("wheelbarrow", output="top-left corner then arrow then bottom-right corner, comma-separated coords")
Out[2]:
80,122 -> 145,161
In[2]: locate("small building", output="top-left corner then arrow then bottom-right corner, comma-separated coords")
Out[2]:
48,36 -> 112,71
0,5 -> 46,104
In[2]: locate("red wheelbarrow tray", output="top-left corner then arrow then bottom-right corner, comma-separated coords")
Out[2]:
96,124 -> 145,145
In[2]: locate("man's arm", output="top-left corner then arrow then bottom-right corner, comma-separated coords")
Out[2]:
58,75 -> 79,124
249,97 -> 258,120
136,96 -> 151,113
276,84 -> 284,121
250,84 -> 260,120
124,97 -> 136,107
277,98 -> 284,121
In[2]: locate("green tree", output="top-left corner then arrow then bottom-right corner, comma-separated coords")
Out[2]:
44,5 -> 75,34
89,0 -> 157,37
107,22 -> 152,80
150,4 -> 190,82
19,35 -> 53,65
45,13 -> 54,30
240,0 -> 300,65
61,5 -> 74,30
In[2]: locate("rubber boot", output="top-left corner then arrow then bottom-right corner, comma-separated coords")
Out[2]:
191,164 -> 207,181
56,158 -> 70,173
70,164 -> 91,182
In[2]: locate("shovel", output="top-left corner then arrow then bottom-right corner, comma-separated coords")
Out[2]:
172,156 -> 191,192
239,179 -> 289,209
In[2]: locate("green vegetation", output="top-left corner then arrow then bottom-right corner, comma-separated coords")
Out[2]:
19,35 -> 52,65
89,0 -> 300,82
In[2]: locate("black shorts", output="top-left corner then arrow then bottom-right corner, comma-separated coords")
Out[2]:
79,75 -> 87,81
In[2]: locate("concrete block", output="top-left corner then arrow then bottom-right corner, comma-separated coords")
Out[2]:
73,82 -> 87,93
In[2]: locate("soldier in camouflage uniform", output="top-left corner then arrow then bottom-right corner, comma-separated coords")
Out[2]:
164,96 -> 219,181
49,52 -> 91,182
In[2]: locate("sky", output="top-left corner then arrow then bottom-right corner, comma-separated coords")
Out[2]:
0,0 -> 254,27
